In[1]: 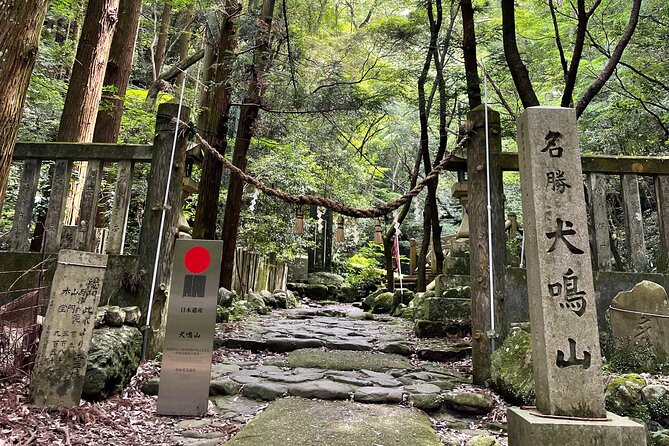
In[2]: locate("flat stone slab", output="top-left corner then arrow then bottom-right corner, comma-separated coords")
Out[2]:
286,348 -> 411,372
225,397 -> 442,446
353,387 -> 405,404
288,380 -> 355,400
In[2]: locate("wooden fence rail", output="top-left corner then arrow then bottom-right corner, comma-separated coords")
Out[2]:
449,152 -> 669,274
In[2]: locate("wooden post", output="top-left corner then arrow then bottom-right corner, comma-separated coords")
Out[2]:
43,160 -> 74,252
621,174 -> 647,272
8,159 -> 41,251
106,160 -> 134,254
409,238 -> 417,274
467,105 -> 506,385
136,102 -> 190,359
76,159 -> 103,251
586,173 -> 612,271
656,175 -> 669,273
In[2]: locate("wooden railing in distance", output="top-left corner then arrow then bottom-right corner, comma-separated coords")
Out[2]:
449,153 -> 669,273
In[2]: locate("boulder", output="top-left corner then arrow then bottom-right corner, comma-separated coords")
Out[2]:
353,387 -> 405,404
272,290 -> 288,308
340,284 -> 359,303
425,297 -> 470,320
121,306 -> 141,326
410,393 -> 443,411
442,391 -> 493,415
490,328 -> 535,405
466,437 -> 499,446
307,272 -> 345,287
260,290 -> 277,308
246,292 -> 270,314
82,326 -> 142,401
288,380 -> 355,400
104,306 -> 126,327
605,374 -> 649,419
371,292 -> 394,314
642,384 -> 669,425
209,378 -> 242,396
362,288 -> 388,311
285,290 -> 299,308
305,284 -> 330,301
218,287 -> 237,307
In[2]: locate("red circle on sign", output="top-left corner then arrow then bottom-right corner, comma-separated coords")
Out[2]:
184,246 -> 210,273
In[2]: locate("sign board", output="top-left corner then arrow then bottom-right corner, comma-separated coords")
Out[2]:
156,239 -> 222,416
30,249 -> 108,407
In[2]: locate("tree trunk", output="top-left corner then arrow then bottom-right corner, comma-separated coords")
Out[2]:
41,0 -> 119,252
175,3 -> 194,88
193,0 -> 240,240
0,0 -> 50,211
501,0 -> 539,109
153,2 -> 172,81
220,0 -> 277,288
93,0 -> 142,143
461,0 -> 481,109
58,0 -> 119,142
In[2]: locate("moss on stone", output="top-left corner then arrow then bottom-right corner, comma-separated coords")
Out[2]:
490,329 -> 535,405
605,374 -> 649,419
226,397 -> 442,446
372,292 -> 394,314
286,348 -> 410,372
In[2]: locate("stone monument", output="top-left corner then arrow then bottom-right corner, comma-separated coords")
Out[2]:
30,249 -> 108,407
609,280 -> 669,360
507,107 -> 646,445
156,239 -> 222,416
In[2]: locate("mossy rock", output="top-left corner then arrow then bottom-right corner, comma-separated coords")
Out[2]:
642,384 -> 669,425
286,348 -> 410,372
372,292 -> 394,314
362,288 -> 388,311
605,374 -> 649,419
490,328 -> 535,405
225,397 -> 442,446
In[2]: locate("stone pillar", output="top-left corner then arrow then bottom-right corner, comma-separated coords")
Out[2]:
508,106 -> 645,445
30,250 -> 108,407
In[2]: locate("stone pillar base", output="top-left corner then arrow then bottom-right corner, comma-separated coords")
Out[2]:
507,407 -> 646,446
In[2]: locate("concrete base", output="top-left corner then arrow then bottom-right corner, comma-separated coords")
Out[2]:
507,407 -> 647,446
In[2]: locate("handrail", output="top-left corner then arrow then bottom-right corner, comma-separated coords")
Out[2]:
449,153 -> 669,175
12,142 -> 153,161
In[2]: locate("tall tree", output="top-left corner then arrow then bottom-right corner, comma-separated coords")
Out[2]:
220,0 -> 277,288
42,0 -> 119,252
93,0 -> 142,143
0,0 -> 50,211
153,1 -> 172,81
192,0 -> 241,239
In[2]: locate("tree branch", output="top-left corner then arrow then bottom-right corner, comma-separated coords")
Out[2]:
575,0 -> 642,118
145,48 -> 205,104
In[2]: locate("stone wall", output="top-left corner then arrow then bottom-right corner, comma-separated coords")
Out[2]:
504,267 -> 669,333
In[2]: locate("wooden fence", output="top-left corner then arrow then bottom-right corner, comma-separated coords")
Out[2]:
450,152 -> 669,274
231,249 -> 288,296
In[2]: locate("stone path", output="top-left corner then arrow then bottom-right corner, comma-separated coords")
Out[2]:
144,304 -> 507,445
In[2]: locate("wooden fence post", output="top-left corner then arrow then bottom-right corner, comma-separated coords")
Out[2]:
586,173 -> 612,271
106,160 -> 134,254
621,174 -> 647,272
137,102 -> 190,359
8,159 -> 41,251
409,239 -> 417,274
467,105 -> 506,385
656,175 -> 669,273
76,159 -> 103,251
43,159 -> 74,252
